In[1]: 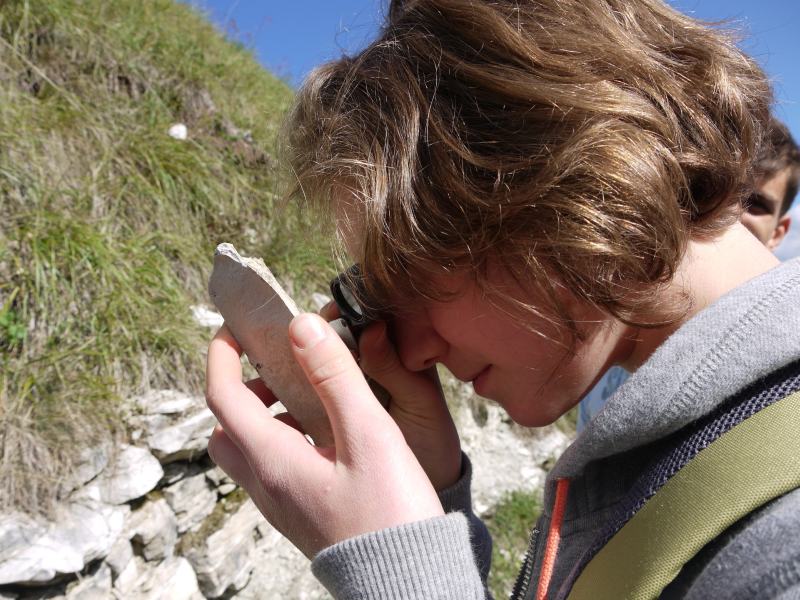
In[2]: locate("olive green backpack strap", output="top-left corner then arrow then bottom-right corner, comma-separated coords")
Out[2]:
567,389 -> 800,600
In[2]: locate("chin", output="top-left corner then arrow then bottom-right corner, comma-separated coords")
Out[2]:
496,398 -> 563,428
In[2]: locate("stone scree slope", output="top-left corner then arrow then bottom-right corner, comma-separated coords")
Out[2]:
0,307 -> 570,600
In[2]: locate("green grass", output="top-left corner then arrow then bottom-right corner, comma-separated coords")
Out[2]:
0,0 -> 336,513
485,489 -> 543,599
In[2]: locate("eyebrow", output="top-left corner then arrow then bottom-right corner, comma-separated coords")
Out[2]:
749,192 -> 780,209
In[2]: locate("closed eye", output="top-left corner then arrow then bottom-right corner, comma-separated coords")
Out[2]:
744,193 -> 775,217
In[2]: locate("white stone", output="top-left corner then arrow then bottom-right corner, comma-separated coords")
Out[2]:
449,378 -> 572,516
65,563 -> 112,599
113,555 -> 144,596
183,499 -> 261,598
132,391 -> 216,464
217,483 -> 237,496
146,408 -> 216,464
73,445 -> 163,506
204,465 -> 228,487
163,472 -> 216,533
135,389 -> 196,415
59,445 -> 110,497
191,305 -> 224,328
128,556 -> 201,600
168,123 -> 188,140
105,536 -> 133,578
127,498 -> 178,561
208,243 -> 333,446
239,525 -> 329,600
0,501 -> 128,585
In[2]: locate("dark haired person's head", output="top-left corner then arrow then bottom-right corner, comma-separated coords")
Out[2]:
741,118 -> 800,249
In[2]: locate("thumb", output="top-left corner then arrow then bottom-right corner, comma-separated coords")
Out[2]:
289,313 -> 391,457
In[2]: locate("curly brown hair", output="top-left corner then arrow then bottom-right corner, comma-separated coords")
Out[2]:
284,0 -> 772,334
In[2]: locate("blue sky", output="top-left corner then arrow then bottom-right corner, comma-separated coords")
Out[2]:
186,0 -> 800,259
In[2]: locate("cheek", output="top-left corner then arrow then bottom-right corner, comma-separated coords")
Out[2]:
740,214 -> 773,243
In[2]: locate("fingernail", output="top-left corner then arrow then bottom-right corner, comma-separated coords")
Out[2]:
292,314 -> 327,349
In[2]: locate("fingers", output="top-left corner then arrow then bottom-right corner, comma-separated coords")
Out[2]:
319,300 -> 340,321
289,313 -> 390,459
206,326 -> 299,457
244,377 -> 279,408
207,424 -> 254,491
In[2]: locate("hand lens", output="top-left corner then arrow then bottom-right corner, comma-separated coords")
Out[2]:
327,263 -> 380,355
329,263 -> 374,332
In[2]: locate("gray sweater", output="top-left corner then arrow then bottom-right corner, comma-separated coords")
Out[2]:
312,258 -> 800,599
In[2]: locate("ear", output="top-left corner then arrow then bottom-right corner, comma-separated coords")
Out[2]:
766,214 -> 791,251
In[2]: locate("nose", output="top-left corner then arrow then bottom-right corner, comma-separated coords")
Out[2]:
391,311 -> 448,372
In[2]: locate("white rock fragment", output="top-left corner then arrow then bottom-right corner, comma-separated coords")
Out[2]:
128,556 -> 202,600
127,498 -> 179,561
168,123 -> 188,140
73,445 -> 163,505
59,445 -> 110,497
113,555 -> 144,596
132,391 -> 216,464
163,472 -> 217,534
104,536 -> 133,579
0,501 -> 128,585
208,243 -> 333,445
240,524 -> 328,600
65,563 -> 112,599
183,499 -> 261,598
191,305 -> 224,328
452,384 -> 571,516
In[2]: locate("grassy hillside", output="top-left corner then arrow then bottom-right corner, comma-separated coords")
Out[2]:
0,0 -> 335,512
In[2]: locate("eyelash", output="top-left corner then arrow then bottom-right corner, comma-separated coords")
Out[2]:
745,195 -> 771,216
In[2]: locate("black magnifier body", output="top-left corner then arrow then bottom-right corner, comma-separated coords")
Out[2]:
328,263 -> 379,355
329,264 -> 392,407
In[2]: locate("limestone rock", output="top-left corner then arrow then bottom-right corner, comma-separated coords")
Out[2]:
73,445 -> 163,506
168,123 -> 188,140
113,555 -> 144,596
238,525 -> 329,600
127,498 -> 178,561
159,460 -> 205,487
0,501 -> 128,585
104,536 -> 133,579
217,483 -> 237,496
183,499 -> 261,598
208,243 -> 333,446
128,556 -> 202,600
58,445 -> 110,498
451,384 -> 572,515
132,391 -> 215,464
163,472 -> 216,534
65,563 -> 111,600
191,305 -> 224,328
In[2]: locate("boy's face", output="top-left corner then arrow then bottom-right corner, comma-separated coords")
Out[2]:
336,199 -> 629,426
740,167 -> 792,250
384,266 -> 630,426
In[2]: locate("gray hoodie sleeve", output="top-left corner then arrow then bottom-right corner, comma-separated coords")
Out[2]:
311,453 -> 493,599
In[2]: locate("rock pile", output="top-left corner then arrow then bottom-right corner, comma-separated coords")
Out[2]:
0,343 -> 571,599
